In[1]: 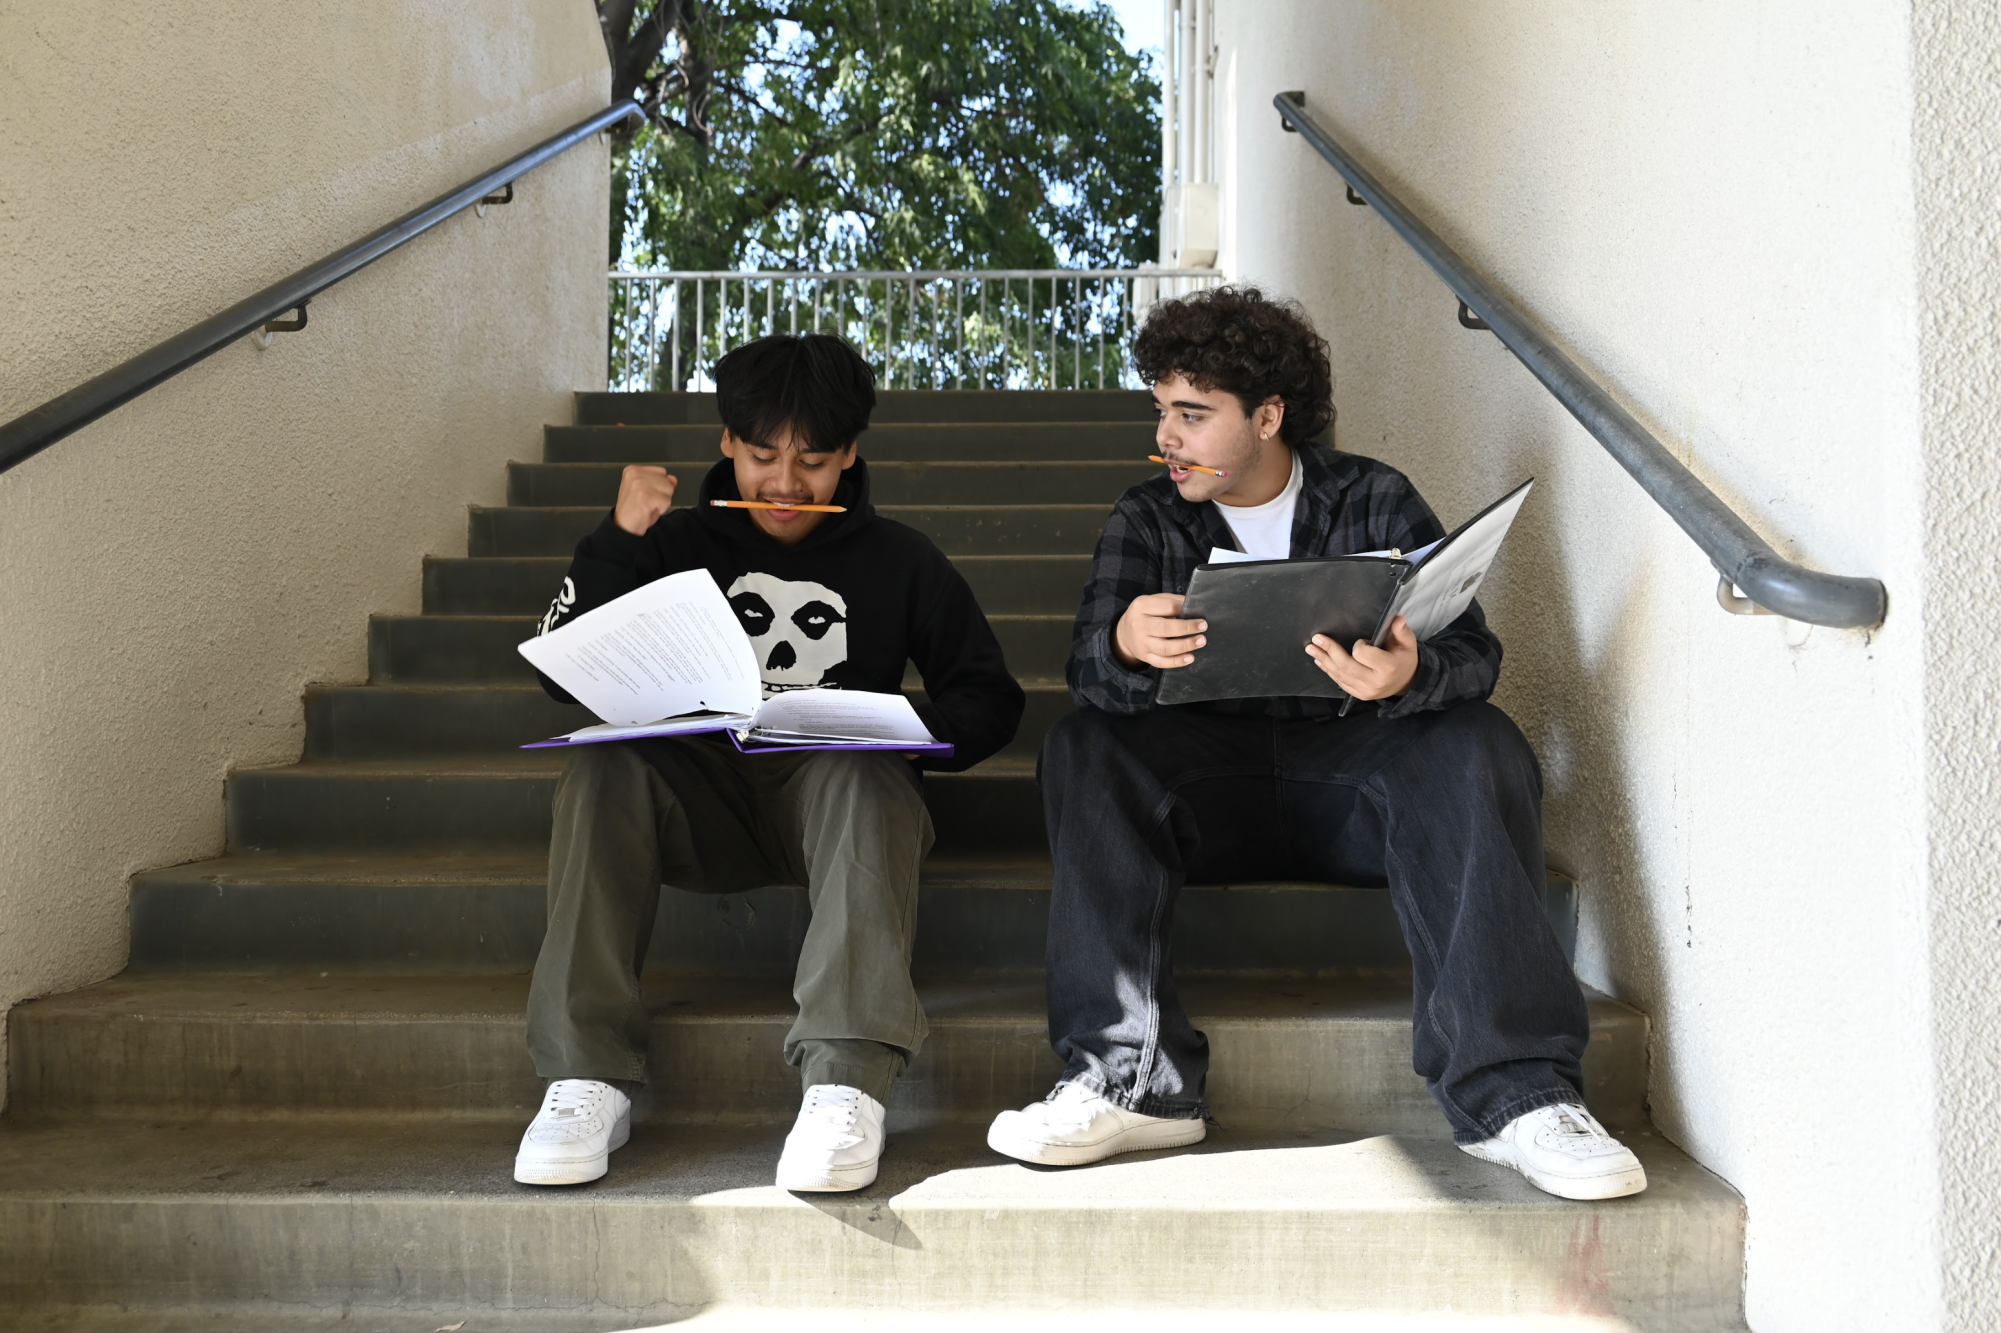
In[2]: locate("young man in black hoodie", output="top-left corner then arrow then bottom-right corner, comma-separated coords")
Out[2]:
514,334 -> 1024,1191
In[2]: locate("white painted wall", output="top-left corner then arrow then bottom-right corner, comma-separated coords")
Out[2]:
1914,4 -> 2001,1326
1209,2 -> 1996,1328
0,1 -> 610,1105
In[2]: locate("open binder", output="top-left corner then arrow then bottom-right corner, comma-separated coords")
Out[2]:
514,569 -> 953,756
1156,478 -> 1533,707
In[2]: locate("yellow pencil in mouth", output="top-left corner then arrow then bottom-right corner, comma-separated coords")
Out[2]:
711,500 -> 847,513
1149,454 -> 1228,478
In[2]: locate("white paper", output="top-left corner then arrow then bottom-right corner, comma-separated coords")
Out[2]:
1388,481 -> 1534,640
529,711 -> 750,747
746,688 -> 938,745
516,569 -> 762,726
1207,537 -> 1441,567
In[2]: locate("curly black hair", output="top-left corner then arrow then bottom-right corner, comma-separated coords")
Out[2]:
1131,285 -> 1334,445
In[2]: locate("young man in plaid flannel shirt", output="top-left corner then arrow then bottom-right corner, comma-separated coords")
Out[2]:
985,286 -> 1647,1201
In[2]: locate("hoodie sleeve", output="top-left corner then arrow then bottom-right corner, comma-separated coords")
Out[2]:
531,511 -> 669,704
903,546 -> 1026,773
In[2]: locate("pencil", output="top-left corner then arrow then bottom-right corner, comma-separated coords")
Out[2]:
711,500 -> 847,513
1149,454 -> 1228,478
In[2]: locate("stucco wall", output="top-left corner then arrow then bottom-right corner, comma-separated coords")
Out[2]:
1210,3 -> 1977,1328
1915,3 -> 2001,1327
0,1 -> 610,1104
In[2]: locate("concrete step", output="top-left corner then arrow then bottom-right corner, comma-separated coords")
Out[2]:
469,503 -> 1113,558
543,420 -> 1157,463
576,388 -> 1157,425
0,1116 -> 1743,1328
124,852 -> 1574,977
505,460 -> 1157,508
424,554 -> 1091,617
299,682 -> 1073,760
6,973 -> 1643,1130
0,1310 -> 1735,1333
369,613 -> 1073,685
224,755 -> 1044,855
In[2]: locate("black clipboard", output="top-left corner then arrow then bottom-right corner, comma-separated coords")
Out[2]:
1156,555 -> 1412,705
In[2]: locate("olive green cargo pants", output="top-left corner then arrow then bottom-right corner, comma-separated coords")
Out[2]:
525,735 -> 933,1105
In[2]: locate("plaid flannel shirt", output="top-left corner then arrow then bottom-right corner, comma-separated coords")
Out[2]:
1067,443 -> 1504,720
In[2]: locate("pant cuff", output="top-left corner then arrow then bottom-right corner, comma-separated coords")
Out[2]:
531,1054 -> 648,1087
1454,1085 -> 1583,1145
799,1052 -> 904,1107
1062,1068 -> 1207,1122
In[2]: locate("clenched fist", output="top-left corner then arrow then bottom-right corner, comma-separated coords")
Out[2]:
613,465 -> 679,536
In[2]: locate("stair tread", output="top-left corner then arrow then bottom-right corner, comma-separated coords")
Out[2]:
135,849 -> 1059,886
131,849 -> 1441,895
0,1111 -> 1718,1210
0,1312 -> 1683,1333
236,753 -> 1039,778
309,679 -> 1072,695
472,503 -> 1120,513
517,459 -> 1150,473
21,971 -> 1637,1029
378,611 -> 1071,621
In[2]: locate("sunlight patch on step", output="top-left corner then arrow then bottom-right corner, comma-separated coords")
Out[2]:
615,1310 -> 1646,1332
686,1134 -> 1506,1209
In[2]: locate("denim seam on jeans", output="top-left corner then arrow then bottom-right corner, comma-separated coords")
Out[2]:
1123,788 -> 1182,1117
1370,779 -> 1483,1133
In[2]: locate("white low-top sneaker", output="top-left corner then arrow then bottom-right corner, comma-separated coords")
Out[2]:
1459,1102 -> 1648,1200
514,1079 -> 632,1186
986,1081 -> 1207,1166
775,1084 -> 886,1192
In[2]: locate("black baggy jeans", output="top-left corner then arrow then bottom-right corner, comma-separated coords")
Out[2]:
1038,701 -> 1589,1143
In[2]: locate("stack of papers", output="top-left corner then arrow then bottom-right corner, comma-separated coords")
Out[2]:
514,570 -> 951,755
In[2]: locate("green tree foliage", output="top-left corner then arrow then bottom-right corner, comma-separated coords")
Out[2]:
599,1 -> 1160,271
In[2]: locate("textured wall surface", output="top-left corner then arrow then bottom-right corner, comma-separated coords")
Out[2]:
1914,2 -> 2001,1327
0,1 -> 610,1105
1212,3 -> 1955,1328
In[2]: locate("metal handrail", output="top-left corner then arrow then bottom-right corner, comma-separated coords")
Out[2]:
1274,92 -> 1887,628
0,100 -> 644,478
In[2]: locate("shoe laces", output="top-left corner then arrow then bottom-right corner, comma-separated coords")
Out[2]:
542,1079 -> 608,1120
1536,1103 -> 1613,1145
1039,1081 -> 1108,1128
794,1084 -> 866,1145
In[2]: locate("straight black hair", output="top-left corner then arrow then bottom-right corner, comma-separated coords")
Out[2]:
713,334 -> 877,454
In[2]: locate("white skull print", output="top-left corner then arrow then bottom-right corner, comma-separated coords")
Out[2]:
725,573 -> 849,694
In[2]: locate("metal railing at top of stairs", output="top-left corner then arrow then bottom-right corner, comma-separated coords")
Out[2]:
608,268 -> 1224,394
1273,91 -> 1888,629
0,100 -> 646,479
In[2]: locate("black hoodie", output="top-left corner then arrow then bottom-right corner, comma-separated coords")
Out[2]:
532,456 -> 1025,772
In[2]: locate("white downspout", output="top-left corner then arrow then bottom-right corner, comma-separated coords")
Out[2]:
1160,0 -> 1177,266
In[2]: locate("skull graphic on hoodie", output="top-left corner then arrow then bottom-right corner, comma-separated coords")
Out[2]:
726,573 -> 849,695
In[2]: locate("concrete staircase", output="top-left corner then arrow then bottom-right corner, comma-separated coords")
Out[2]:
0,391 -> 1746,1331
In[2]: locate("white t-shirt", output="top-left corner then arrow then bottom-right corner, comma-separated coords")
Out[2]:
1215,449 -> 1302,560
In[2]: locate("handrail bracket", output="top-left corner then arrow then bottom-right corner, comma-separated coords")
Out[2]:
252,303 -> 309,350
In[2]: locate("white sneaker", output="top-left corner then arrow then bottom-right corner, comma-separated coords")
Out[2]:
513,1079 -> 632,1186
986,1081 -> 1207,1166
774,1084 -> 886,1192
1459,1102 -> 1648,1200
